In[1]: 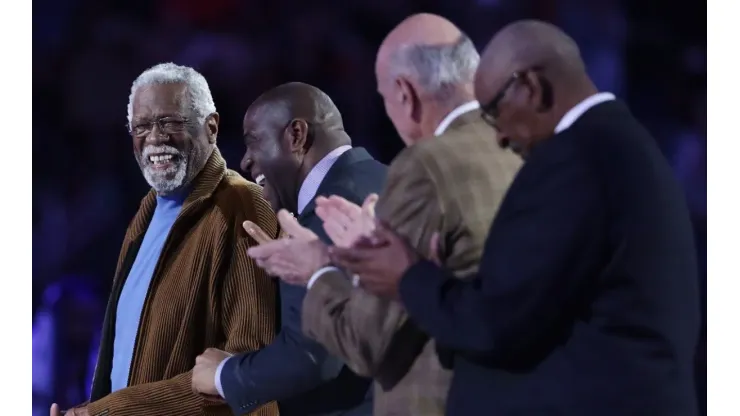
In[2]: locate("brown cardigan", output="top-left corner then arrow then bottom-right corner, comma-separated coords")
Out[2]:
86,149 -> 279,416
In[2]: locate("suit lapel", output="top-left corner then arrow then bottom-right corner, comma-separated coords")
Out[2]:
298,147 -> 373,222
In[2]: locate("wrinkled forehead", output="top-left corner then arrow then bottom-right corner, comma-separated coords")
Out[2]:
132,83 -> 189,119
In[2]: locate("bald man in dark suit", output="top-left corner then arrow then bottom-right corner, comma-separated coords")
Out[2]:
332,20 -> 700,416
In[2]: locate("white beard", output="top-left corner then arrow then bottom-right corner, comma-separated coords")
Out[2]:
139,144 -> 189,194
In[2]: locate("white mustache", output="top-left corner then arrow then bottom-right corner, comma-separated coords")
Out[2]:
142,145 -> 181,158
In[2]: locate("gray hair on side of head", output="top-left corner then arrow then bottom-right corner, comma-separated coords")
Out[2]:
389,35 -> 480,100
126,62 -> 217,129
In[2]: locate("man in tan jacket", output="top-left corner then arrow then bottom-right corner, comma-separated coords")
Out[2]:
247,14 -> 521,415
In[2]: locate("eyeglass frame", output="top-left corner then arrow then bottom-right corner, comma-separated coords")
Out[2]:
480,71 -> 526,129
127,115 -> 196,138
480,67 -> 548,129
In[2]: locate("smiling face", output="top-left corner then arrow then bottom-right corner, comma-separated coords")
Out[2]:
239,105 -> 302,213
130,83 -> 218,194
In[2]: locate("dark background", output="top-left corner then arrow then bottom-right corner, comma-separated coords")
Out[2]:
32,0 -> 707,414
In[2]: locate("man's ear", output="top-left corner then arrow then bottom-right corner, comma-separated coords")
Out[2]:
284,119 -> 310,152
521,71 -> 552,113
206,112 -> 220,144
396,77 -> 421,122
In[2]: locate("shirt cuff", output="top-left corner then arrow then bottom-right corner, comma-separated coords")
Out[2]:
215,356 -> 230,398
307,266 -> 340,289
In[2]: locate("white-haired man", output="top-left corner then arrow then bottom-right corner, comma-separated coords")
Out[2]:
244,14 -> 521,415
51,63 -> 279,416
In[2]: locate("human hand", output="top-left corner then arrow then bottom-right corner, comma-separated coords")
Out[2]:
248,237 -> 329,286
315,194 -> 378,248
192,348 -> 233,399
50,403 -> 88,416
427,232 -> 441,266
276,209 -> 318,240
244,209 -> 318,243
243,220 -> 275,244
49,403 -> 63,416
329,222 -> 419,299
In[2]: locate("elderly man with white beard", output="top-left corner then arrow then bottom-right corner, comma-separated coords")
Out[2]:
51,63 -> 280,416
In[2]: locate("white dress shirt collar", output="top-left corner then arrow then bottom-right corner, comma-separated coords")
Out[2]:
434,100 -> 480,136
296,145 -> 352,214
554,92 -> 616,134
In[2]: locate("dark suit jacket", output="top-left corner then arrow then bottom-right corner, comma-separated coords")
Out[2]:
221,147 -> 386,416
399,101 -> 700,416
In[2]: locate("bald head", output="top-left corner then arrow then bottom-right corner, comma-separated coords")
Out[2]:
380,13 -> 463,54
475,20 -> 597,158
478,20 -> 586,90
242,83 -> 352,213
248,82 -> 345,132
377,14 -> 479,101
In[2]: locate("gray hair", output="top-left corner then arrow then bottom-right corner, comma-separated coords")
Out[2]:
389,35 -> 480,100
127,62 -> 217,129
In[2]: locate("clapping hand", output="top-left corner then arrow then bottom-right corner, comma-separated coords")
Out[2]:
50,403 -> 88,416
244,210 -> 317,244
315,194 -> 379,248
247,210 -> 328,286
329,224 -> 443,298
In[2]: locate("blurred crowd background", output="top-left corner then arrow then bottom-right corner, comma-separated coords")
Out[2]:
32,0 -> 706,414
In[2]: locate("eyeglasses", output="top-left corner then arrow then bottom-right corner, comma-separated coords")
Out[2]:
480,71 -> 524,128
128,116 -> 191,137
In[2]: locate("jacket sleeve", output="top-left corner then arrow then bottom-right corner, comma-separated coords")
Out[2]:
302,150 -> 444,383
219,212 -> 346,413
398,147 -> 604,361
87,186 -> 280,416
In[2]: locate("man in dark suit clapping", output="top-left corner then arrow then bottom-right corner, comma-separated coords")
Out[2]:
190,83 -> 385,416
331,20 -> 700,416
246,14 -> 521,415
